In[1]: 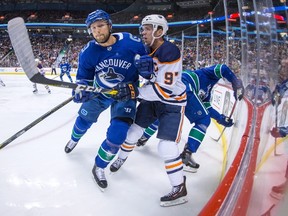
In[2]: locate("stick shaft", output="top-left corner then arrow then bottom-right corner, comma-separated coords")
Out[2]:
0,96 -> 73,149
216,100 -> 238,142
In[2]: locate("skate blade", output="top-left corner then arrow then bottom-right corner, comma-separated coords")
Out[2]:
160,196 -> 188,207
91,175 -> 106,192
183,166 -> 198,173
270,191 -> 284,200
109,170 -> 117,175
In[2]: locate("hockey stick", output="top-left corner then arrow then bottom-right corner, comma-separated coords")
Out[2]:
0,48 -> 13,64
7,17 -> 117,95
0,96 -> 73,150
273,102 -> 282,156
216,100 -> 238,142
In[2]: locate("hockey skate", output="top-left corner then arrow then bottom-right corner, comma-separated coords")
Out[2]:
45,85 -> 51,94
0,80 -> 5,87
110,157 -> 126,172
64,140 -> 78,153
270,181 -> 288,200
136,135 -> 149,147
160,176 -> 188,207
92,164 -> 107,191
181,146 -> 200,173
33,89 -> 38,94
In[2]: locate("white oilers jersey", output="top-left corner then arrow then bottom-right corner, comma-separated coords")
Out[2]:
138,40 -> 187,106
37,63 -> 45,75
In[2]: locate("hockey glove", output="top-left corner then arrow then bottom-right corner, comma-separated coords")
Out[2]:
134,55 -> 156,82
111,82 -> 139,101
271,127 -> 288,138
72,80 -> 93,103
232,79 -> 244,101
217,114 -> 234,127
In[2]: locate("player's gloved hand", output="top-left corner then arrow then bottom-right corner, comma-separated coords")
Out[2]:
232,79 -> 244,101
111,82 -> 139,101
271,88 -> 281,106
134,54 -> 156,82
217,114 -> 234,127
271,127 -> 287,138
72,80 -> 92,103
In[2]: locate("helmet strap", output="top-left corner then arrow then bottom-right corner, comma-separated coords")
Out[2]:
148,25 -> 163,47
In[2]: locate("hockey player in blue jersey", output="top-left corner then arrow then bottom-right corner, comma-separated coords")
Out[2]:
59,59 -> 73,82
109,14 -> 188,207
111,64 -> 244,175
64,10 -> 147,191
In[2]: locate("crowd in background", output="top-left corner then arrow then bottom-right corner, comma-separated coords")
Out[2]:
1,34 -> 287,76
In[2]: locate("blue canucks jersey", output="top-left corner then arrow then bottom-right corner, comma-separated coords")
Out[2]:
182,64 -> 238,103
59,62 -> 71,73
76,32 -> 147,89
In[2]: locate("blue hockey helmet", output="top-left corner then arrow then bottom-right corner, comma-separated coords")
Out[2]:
85,9 -> 112,29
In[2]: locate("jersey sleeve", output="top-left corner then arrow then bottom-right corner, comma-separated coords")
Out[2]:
218,64 -> 239,84
76,43 -> 96,82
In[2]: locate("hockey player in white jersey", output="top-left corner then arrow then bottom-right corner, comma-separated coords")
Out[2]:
33,60 -> 51,94
130,64 -> 244,172
111,14 -> 187,207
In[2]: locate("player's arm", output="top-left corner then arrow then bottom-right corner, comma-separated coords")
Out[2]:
205,102 -> 233,127
72,52 -> 96,103
219,64 -> 244,101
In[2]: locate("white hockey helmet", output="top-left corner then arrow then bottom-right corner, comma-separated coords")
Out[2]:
141,14 -> 168,37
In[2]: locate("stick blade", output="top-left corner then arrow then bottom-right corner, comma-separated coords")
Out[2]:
8,17 -> 38,80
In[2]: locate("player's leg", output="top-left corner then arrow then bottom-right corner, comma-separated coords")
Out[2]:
136,119 -> 159,146
181,91 -> 210,172
65,95 -> 111,153
66,71 -> 73,83
156,103 -> 187,207
32,83 -> 38,93
59,72 -> 64,81
110,100 -> 157,172
92,99 -> 137,190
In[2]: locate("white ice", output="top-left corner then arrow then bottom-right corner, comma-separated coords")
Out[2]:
0,74 -> 225,216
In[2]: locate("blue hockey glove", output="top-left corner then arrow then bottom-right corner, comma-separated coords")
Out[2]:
72,80 -> 93,103
217,114 -> 234,127
134,55 -> 156,82
232,79 -> 244,101
111,82 -> 139,101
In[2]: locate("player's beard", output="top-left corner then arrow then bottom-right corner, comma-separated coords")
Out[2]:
94,32 -> 111,44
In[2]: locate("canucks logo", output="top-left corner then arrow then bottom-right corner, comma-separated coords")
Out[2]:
198,84 -> 212,101
96,67 -> 124,88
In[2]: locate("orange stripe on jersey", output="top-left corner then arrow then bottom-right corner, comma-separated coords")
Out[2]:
176,106 -> 185,143
154,83 -> 170,99
153,56 -> 181,65
154,83 -> 187,101
165,160 -> 183,170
